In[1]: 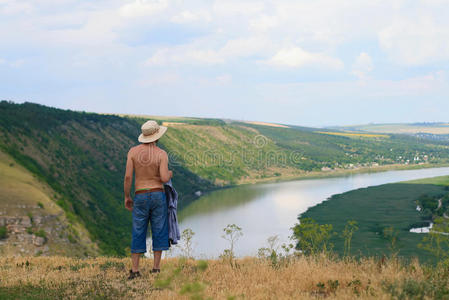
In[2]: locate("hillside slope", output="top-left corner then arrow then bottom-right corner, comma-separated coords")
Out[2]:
0,102 -> 214,255
0,150 -> 98,257
128,116 -> 449,186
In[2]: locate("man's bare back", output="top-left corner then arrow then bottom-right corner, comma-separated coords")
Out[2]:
123,142 -> 172,210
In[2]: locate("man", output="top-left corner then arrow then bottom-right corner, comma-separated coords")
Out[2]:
124,120 -> 172,279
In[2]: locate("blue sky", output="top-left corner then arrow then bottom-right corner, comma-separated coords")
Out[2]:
0,0 -> 448,127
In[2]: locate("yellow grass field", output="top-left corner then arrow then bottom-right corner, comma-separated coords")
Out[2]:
162,122 -> 188,126
317,131 -> 390,138
345,124 -> 449,135
245,121 -> 290,128
0,255 -> 433,299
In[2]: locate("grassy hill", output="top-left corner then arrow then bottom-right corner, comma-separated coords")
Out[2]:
0,150 -> 98,257
2,101 -> 449,256
128,116 -> 449,185
300,175 -> 449,261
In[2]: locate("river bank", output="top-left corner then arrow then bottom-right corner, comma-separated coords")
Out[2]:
235,162 -> 449,187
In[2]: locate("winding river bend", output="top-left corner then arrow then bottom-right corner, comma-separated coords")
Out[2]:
148,167 -> 449,259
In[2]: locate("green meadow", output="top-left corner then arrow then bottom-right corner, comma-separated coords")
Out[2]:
301,175 -> 449,262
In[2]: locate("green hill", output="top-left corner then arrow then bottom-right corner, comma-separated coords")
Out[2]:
2,101 -> 449,255
0,150 -> 98,257
0,102 -> 213,255
300,175 -> 449,261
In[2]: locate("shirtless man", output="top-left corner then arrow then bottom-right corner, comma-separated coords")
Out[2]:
124,120 -> 172,279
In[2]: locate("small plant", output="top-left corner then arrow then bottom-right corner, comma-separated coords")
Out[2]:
99,261 -> 125,271
26,212 -> 33,224
179,281 -> 206,299
258,235 -> 296,269
180,228 -> 195,259
26,227 -> 33,235
37,202 -> 44,209
220,224 -> 243,267
0,226 -> 8,240
328,280 -> 339,294
67,234 -> 76,243
419,217 -> 449,261
348,279 -> 362,296
341,220 -> 358,257
70,263 -> 90,272
383,226 -> 399,256
196,260 -> 208,272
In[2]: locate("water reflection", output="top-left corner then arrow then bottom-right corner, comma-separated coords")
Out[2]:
178,185 -> 266,222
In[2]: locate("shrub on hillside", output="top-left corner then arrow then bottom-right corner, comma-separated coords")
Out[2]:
0,226 -> 7,239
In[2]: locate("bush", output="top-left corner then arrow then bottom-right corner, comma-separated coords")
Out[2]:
0,226 -> 7,239
292,218 -> 334,255
34,229 -> 46,239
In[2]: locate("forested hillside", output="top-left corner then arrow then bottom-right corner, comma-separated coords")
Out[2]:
1,101 -> 449,255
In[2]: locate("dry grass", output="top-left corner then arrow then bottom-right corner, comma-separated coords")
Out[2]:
162,122 -> 188,126
346,124 -> 449,135
0,255 -> 435,299
316,132 -> 389,138
245,121 -> 290,128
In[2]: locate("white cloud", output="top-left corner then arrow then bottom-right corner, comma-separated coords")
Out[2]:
379,17 -> 449,65
145,36 -> 273,66
216,74 -> 232,84
267,47 -> 344,69
213,0 -> 265,16
119,0 -> 168,18
249,15 -> 277,31
220,36 -> 273,58
171,10 -> 211,24
145,47 -> 225,66
352,52 -> 373,80
0,0 -> 33,15
137,72 -> 180,86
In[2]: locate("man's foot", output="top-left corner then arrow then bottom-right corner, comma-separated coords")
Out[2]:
128,270 -> 141,280
150,268 -> 160,274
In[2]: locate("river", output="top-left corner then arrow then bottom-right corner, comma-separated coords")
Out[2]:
146,167 -> 449,259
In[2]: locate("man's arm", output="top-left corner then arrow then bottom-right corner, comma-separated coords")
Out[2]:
159,151 -> 172,183
124,150 -> 134,211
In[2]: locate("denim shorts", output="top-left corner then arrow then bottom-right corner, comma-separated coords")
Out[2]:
131,191 -> 169,253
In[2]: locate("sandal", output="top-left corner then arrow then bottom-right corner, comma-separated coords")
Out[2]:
150,268 -> 160,274
128,270 -> 141,280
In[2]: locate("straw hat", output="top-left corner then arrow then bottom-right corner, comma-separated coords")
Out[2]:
138,120 -> 167,143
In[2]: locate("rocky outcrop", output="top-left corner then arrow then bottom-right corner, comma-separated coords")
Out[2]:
0,213 -> 78,256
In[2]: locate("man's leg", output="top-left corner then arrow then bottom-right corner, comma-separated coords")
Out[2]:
153,250 -> 162,269
132,253 -> 141,273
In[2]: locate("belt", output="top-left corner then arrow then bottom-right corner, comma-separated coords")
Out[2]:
135,188 -> 164,195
